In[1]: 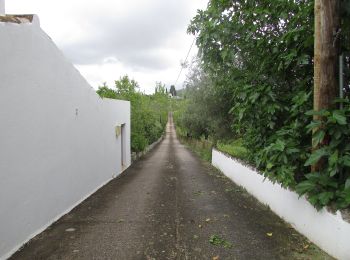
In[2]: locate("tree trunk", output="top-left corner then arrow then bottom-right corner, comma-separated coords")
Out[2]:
313,0 -> 340,172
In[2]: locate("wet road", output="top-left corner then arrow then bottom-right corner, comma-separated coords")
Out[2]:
11,115 -> 331,260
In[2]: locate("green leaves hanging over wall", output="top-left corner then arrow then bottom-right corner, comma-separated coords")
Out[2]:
186,0 -> 350,209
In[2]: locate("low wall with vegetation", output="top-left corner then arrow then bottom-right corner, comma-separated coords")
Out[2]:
131,135 -> 164,162
173,1 -> 350,212
175,133 -> 212,162
212,149 -> 350,260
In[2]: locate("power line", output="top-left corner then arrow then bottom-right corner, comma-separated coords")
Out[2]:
174,37 -> 196,87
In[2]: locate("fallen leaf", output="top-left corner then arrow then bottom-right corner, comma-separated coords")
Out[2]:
213,256 -> 220,260
206,218 -> 211,222
303,244 -> 310,250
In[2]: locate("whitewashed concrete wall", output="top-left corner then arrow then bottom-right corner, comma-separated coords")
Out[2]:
0,16 -> 131,259
212,149 -> 350,260
0,0 -> 4,15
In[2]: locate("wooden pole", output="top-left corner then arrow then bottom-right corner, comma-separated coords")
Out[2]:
313,0 -> 340,171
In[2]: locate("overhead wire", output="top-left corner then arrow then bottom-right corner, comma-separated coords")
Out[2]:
174,37 -> 196,87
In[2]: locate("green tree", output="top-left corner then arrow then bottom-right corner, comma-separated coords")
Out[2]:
96,76 -> 169,153
96,82 -> 117,99
184,0 -> 350,209
169,85 -> 177,97
188,0 -> 314,182
177,59 -> 233,141
115,75 -> 139,96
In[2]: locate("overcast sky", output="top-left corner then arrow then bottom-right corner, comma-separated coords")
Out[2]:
6,0 -> 208,93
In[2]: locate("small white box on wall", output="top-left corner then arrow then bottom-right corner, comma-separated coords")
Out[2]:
115,125 -> 121,137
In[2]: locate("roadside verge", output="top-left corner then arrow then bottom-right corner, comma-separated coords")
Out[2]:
131,136 -> 164,163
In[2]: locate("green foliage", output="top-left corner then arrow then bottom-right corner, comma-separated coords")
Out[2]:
97,76 -> 169,152
188,0 -> 314,181
174,59 -> 234,141
296,99 -> 350,209
175,128 -> 213,162
173,99 -> 213,162
217,139 -> 248,160
96,83 -> 117,99
169,85 -> 177,97
209,235 -> 233,249
183,0 -> 350,209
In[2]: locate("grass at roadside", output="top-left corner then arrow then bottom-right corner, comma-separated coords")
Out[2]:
175,129 -> 212,162
175,126 -> 249,163
179,136 -> 212,162
178,136 -> 249,163
216,139 -> 249,160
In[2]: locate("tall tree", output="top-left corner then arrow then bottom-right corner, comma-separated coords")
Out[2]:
169,85 -> 177,97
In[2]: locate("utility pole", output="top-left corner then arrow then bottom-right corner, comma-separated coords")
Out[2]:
313,0 -> 340,171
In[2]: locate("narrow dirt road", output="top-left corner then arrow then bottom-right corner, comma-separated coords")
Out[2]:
11,115 -> 331,260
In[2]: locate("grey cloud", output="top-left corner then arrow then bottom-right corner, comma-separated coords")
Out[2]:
62,44 -> 173,71
60,0 -> 192,70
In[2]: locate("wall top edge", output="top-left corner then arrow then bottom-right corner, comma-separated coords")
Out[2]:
212,148 -> 350,223
0,14 -> 40,26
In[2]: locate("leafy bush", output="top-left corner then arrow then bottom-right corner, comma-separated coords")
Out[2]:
217,139 -> 248,160
296,99 -> 350,209
181,0 -> 350,209
97,76 -> 168,153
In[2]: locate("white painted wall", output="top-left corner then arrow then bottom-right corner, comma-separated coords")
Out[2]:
0,0 -> 4,15
212,149 -> 350,260
0,16 -> 131,259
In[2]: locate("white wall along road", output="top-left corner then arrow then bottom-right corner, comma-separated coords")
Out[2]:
212,149 -> 350,260
0,10 -> 131,260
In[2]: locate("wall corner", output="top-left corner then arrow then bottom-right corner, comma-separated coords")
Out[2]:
32,14 -> 40,27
